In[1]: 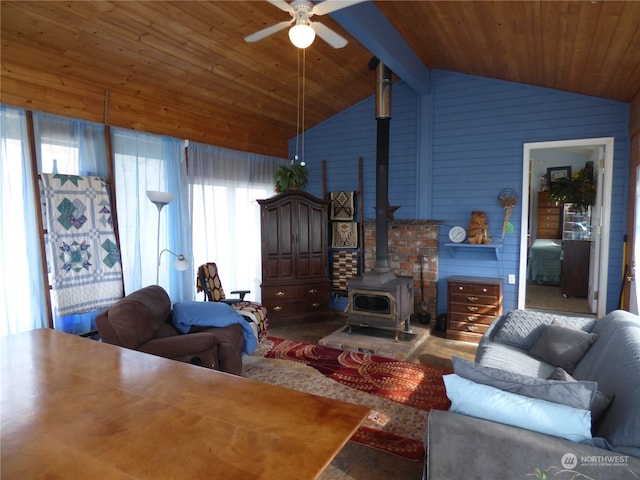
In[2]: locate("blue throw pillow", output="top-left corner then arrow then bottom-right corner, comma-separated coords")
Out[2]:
443,374 -> 592,443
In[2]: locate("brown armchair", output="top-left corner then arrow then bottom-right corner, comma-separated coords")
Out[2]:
95,285 -> 243,375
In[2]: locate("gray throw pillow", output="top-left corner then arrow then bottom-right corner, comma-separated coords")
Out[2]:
548,367 -> 615,423
452,356 -> 596,410
529,320 -> 598,373
492,310 -> 595,350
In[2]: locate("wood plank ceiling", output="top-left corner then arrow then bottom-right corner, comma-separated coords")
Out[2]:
1,1 -> 639,158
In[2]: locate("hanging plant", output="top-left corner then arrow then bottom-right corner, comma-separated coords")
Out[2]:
274,163 -> 308,193
549,163 -> 595,212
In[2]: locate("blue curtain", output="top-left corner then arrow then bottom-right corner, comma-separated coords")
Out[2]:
112,128 -> 191,301
187,142 -> 286,302
32,111 -> 110,334
1,104 -> 282,336
0,106 -> 47,335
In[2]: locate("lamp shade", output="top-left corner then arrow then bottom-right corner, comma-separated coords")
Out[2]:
146,190 -> 175,206
289,24 -> 315,49
174,254 -> 190,271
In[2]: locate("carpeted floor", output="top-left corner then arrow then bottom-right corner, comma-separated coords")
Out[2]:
525,283 -> 593,314
266,317 -> 477,479
244,337 -> 452,461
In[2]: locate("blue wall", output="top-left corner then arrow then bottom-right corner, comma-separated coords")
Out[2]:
292,70 -> 630,315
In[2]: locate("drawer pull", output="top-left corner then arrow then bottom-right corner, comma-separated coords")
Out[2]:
311,302 -> 320,308
466,325 -> 478,332
466,306 -> 479,312
308,289 -> 318,294
276,291 -> 285,297
467,316 -> 476,322
467,296 -> 478,302
273,306 -> 283,312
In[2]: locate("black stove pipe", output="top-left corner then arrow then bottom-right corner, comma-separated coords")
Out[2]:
370,57 -> 392,274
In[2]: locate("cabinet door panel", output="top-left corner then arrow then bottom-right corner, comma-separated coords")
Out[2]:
309,207 -> 326,254
296,201 -> 311,255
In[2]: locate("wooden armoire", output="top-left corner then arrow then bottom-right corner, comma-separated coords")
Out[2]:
258,191 -> 330,325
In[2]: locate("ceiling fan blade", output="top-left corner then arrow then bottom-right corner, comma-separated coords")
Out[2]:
267,0 -> 295,14
245,20 -> 293,42
311,22 -> 348,48
311,0 -> 368,16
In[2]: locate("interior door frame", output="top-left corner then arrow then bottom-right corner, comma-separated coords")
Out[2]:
519,137 -> 614,318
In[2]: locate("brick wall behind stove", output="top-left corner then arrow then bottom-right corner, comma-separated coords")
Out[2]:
363,220 -> 439,319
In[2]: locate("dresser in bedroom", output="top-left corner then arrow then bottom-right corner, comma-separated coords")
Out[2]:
536,191 -> 561,239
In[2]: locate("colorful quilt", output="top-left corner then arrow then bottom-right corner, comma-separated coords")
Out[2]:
40,174 -> 123,317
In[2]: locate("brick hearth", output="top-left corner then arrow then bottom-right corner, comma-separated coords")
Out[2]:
363,220 -> 439,321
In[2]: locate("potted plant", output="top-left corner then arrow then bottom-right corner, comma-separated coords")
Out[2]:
549,163 -> 595,212
274,163 -> 308,193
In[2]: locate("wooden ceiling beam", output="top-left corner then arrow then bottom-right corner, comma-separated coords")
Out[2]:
332,1 -> 431,94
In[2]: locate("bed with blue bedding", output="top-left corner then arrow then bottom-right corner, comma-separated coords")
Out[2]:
527,239 -> 562,285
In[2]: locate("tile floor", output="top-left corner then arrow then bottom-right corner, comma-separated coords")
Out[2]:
267,315 -> 478,480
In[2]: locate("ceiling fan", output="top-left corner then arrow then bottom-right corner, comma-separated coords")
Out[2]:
245,0 -> 367,49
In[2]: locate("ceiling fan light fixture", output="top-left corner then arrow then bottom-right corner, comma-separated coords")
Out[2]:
289,23 -> 315,48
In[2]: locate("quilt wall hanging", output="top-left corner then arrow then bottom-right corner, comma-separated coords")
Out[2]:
40,173 -> 123,317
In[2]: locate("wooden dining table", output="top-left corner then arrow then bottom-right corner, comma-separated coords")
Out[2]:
1,328 -> 369,479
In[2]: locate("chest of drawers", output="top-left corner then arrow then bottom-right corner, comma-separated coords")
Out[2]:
261,282 -> 331,324
537,191 -> 561,239
447,276 -> 503,343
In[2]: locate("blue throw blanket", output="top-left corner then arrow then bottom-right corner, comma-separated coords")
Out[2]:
172,302 -> 257,355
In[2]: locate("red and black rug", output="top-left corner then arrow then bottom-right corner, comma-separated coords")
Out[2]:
245,336 -> 452,460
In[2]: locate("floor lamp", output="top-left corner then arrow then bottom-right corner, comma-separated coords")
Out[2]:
147,191 -> 189,285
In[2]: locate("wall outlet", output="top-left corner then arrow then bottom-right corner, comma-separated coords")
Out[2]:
508,274 -> 516,284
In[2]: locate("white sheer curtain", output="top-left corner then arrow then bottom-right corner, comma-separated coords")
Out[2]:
1,104 -> 283,335
188,142 -> 286,302
1,108 -> 112,335
33,112 -> 110,333
0,106 -> 47,336
112,129 -> 191,301
33,111 -> 108,177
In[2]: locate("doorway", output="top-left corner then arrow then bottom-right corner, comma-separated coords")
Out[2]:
518,138 -> 614,318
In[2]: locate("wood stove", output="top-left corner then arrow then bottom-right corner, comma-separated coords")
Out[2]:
347,275 -> 414,341
345,58 -> 415,342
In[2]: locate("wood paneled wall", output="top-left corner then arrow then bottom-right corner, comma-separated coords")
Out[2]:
302,71 -> 633,315
1,63 -> 289,157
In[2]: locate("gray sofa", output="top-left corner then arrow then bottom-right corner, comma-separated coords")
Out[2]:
425,309 -> 640,479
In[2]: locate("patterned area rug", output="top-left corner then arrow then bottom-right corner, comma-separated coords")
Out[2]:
243,337 -> 451,460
